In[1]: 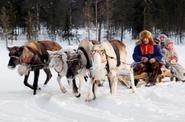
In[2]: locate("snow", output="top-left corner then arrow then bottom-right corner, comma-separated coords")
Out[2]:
1,37 -> 185,122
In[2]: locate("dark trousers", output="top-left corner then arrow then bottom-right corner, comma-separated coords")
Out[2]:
133,61 -> 162,85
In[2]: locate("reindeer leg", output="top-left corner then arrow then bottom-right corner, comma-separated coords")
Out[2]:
109,70 -> 118,95
111,76 -> 118,95
43,68 -> 52,85
129,67 -> 137,92
92,81 -> 97,100
74,75 -> 85,98
85,78 -> 96,102
72,78 -> 80,98
24,71 -> 34,90
33,69 -> 40,95
107,75 -> 112,94
57,74 -> 67,93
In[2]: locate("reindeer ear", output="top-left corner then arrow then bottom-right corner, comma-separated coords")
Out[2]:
17,46 -> 24,56
47,50 -> 53,55
77,53 -> 81,59
73,49 -> 77,52
7,47 -> 12,51
18,46 -> 24,52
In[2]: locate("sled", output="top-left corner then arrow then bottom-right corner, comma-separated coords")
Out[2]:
118,68 -> 173,87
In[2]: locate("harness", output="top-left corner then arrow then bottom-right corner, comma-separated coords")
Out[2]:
10,46 -> 48,68
66,54 -> 84,78
90,46 -> 132,77
26,46 -> 49,68
91,47 -> 131,66
78,46 -> 92,69
90,49 -> 107,64
110,42 -> 120,67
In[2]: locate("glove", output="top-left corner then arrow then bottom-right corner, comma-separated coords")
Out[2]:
141,57 -> 148,63
149,58 -> 156,63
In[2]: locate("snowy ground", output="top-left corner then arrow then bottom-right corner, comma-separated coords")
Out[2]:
1,39 -> 185,122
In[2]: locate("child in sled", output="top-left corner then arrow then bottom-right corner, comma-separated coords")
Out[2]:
162,41 -> 185,82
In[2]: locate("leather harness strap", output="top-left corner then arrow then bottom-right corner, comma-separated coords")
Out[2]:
110,42 -> 120,67
78,46 -> 92,69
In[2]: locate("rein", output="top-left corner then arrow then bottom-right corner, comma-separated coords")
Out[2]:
29,63 -> 48,67
10,55 -> 48,67
78,46 -> 92,69
90,49 -> 131,66
105,54 -> 131,66
90,50 -> 107,64
11,46 -> 48,68
10,55 -> 20,59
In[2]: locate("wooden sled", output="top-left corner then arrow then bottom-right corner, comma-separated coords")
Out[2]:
118,69 -> 173,87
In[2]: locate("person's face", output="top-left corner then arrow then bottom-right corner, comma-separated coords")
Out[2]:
142,37 -> 149,44
166,43 -> 173,50
160,36 -> 165,42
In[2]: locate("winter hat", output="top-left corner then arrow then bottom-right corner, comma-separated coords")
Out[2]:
153,37 -> 160,44
159,34 -> 168,40
166,40 -> 174,47
139,30 -> 154,44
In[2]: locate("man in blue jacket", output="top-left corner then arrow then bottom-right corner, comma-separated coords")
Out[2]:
133,30 -> 163,87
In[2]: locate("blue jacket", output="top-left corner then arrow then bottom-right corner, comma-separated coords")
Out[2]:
132,44 -> 162,62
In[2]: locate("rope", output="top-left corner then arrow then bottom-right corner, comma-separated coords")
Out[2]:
10,56 -> 20,59
29,63 -> 48,67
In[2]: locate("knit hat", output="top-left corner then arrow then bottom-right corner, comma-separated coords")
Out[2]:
139,30 -> 154,44
166,40 -> 173,47
159,34 -> 168,40
153,37 -> 160,44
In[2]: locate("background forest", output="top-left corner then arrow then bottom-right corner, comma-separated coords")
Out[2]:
0,0 -> 185,44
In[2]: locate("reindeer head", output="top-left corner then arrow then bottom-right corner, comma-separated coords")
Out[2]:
65,49 -> 82,78
48,50 -> 67,71
91,44 -> 106,67
7,46 -> 24,69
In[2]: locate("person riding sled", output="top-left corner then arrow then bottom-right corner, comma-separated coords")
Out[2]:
159,33 -> 169,50
161,41 -> 185,82
132,30 -> 163,87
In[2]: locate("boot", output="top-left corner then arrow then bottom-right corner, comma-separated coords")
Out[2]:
145,78 -> 156,87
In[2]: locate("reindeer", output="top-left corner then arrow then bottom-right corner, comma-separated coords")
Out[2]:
7,40 -> 62,95
85,39 -> 136,101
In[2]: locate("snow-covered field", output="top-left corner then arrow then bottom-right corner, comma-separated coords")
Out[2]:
1,39 -> 185,122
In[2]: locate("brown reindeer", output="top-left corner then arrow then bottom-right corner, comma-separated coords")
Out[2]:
7,40 -> 62,95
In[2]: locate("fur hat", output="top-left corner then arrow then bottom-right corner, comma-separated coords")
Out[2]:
139,30 -> 154,44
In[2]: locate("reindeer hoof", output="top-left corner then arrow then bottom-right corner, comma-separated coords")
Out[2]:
85,98 -> 92,102
132,87 -> 137,93
145,82 -> 155,87
33,91 -> 37,95
98,83 -> 103,87
37,87 -> 41,90
61,89 -> 67,94
85,96 -> 96,102
75,93 -> 81,98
